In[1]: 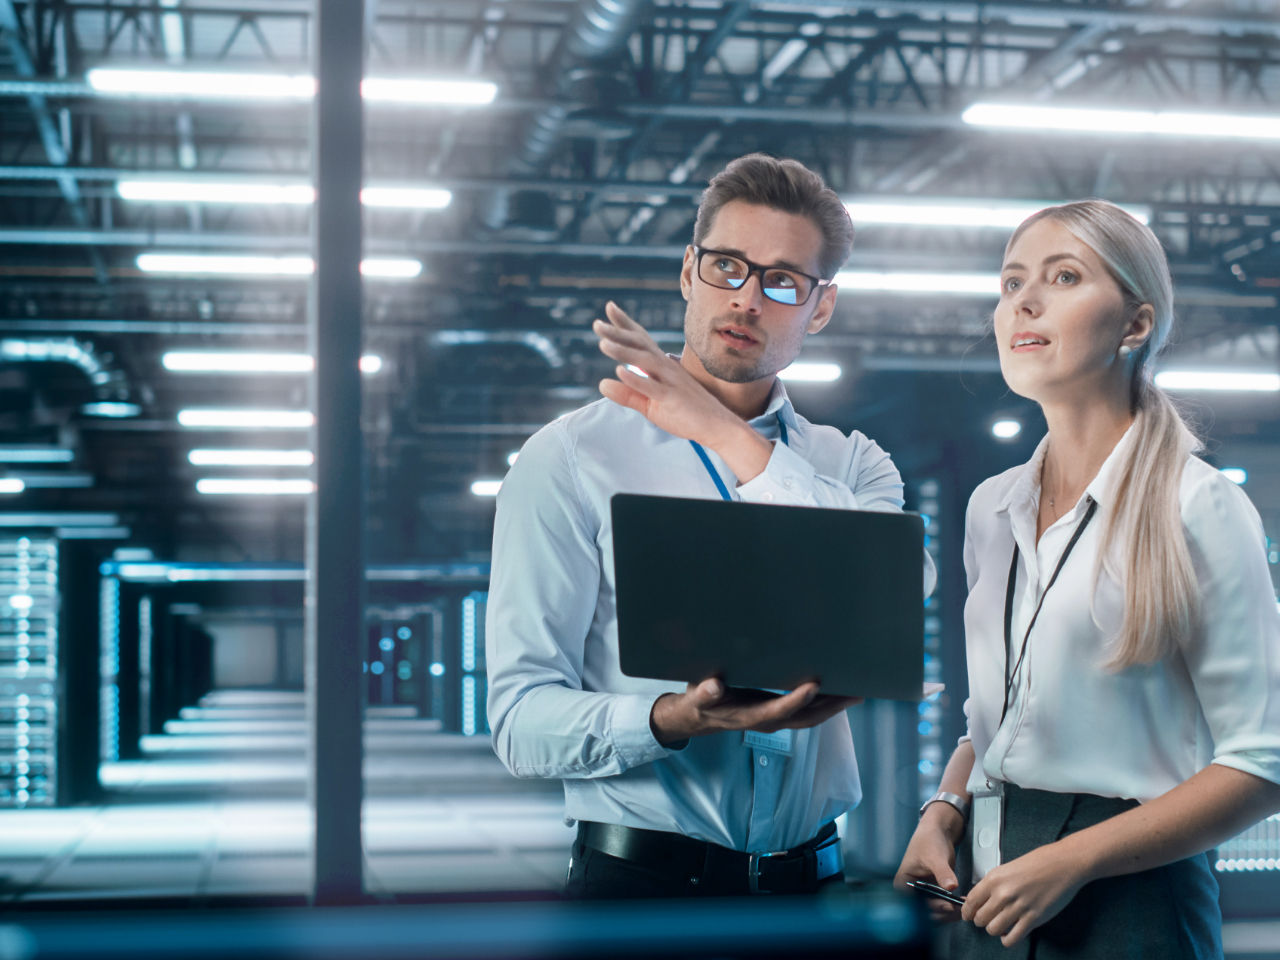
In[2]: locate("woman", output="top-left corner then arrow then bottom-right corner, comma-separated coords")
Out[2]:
895,200 -> 1280,957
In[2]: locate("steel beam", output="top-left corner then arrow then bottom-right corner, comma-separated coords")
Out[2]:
306,0 -> 365,906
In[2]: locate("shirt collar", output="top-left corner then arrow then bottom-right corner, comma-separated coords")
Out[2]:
754,378 -> 798,432
997,420 -> 1140,518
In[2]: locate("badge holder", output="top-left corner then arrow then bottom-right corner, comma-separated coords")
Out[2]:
971,779 -> 1004,881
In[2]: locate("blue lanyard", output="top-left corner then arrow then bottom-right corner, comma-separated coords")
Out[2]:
689,412 -> 789,502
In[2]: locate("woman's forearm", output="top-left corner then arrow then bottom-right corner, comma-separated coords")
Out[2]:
1058,763 -> 1280,883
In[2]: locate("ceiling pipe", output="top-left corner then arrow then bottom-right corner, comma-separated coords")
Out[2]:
483,0 -> 647,234
0,337 -> 140,415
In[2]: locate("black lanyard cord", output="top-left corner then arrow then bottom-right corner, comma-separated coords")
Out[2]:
1000,497 -> 1098,727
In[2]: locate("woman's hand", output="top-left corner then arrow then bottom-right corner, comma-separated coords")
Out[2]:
894,805 -> 965,922
961,841 -> 1089,946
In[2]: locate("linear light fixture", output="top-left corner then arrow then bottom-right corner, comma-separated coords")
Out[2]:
962,103 -> 1280,141
0,446 -> 73,464
196,479 -> 316,496
136,254 -> 422,279
7,472 -> 93,489
86,69 -> 497,106
835,271 -> 999,296
177,409 -> 314,429
1154,371 -> 1280,392
991,419 -> 1023,440
117,179 -> 452,210
164,352 -> 383,373
0,512 -> 118,526
0,479 -> 24,494
188,450 -> 314,467
846,198 -> 1150,228
778,362 -> 842,383
1220,468 -> 1248,485
471,479 -> 503,497
82,401 -> 142,418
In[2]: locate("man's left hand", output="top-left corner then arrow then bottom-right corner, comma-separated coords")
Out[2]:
961,842 -> 1089,947
593,301 -> 742,449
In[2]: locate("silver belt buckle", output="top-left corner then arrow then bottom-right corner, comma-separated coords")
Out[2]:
748,849 -> 785,893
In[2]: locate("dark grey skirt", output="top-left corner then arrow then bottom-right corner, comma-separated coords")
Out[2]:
950,783 -> 1222,960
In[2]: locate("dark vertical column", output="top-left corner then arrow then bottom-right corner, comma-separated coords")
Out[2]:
439,593 -> 462,733
306,0 -> 366,905
114,584 -> 142,760
56,541 -> 100,804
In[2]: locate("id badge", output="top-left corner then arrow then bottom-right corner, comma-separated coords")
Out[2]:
971,780 -> 1004,881
743,729 -> 793,756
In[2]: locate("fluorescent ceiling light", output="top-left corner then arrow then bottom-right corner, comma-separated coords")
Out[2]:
196,478 -> 315,496
362,78 -> 497,105
86,69 -> 497,106
162,351 -> 384,373
835,271 -> 999,296
962,103 -> 1280,141
360,187 -> 452,209
991,419 -> 1022,440
360,258 -> 423,279
0,512 -> 118,526
7,472 -> 93,489
87,68 -> 314,100
188,449 -> 314,467
0,446 -> 73,464
471,479 -> 503,497
1220,467 -> 1247,485
82,401 -> 142,418
136,253 -> 422,279
177,409 -> 314,429
1153,371 -> 1280,392
118,180 -> 314,204
779,362 -> 842,383
0,479 -> 25,494
846,198 -> 1150,228
165,351 -> 312,373
138,254 -> 313,276
117,180 -> 452,210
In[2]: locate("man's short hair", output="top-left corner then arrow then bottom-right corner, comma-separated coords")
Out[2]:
692,153 -> 854,280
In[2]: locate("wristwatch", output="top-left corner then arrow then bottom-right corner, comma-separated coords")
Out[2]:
919,790 -> 970,820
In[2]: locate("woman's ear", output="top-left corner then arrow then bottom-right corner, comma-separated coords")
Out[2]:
1121,302 -> 1154,354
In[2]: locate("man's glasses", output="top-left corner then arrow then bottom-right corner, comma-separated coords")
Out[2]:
693,246 -> 830,306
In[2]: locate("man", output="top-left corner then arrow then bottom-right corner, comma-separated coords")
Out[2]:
486,153 -> 929,898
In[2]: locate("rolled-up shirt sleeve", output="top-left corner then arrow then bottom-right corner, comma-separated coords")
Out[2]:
485,422 -> 671,780
1182,471 -> 1280,785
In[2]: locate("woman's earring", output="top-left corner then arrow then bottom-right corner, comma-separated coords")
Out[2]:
1118,344 -> 1133,359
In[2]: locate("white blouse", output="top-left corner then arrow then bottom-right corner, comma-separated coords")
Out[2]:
962,426 -> 1280,801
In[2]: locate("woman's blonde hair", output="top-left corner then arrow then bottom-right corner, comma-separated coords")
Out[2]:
1006,200 -> 1202,668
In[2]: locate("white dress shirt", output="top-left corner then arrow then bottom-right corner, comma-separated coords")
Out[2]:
963,426 -> 1280,800
486,381 -> 931,852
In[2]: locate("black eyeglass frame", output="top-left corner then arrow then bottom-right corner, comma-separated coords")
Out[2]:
692,245 -> 833,306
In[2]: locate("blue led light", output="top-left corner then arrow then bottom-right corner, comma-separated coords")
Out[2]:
396,626 -> 411,640
918,721 -> 932,735
370,661 -> 385,675
378,637 -> 394,652
429,662 -> 445,677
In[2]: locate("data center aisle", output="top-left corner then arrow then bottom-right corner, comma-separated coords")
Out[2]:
0,690 -> 572,903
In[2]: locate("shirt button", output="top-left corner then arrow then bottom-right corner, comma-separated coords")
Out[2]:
759,755 -> 770,767
782,477 -> 794,489
762,492 -> 774,502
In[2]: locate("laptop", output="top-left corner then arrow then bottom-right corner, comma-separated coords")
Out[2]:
612,493 -> 925,701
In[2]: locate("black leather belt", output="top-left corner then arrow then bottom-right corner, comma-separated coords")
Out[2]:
576,821 -> 841,894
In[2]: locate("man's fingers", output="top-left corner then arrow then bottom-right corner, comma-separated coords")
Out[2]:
604,300 -> 640,329
597,379 -> 646,414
